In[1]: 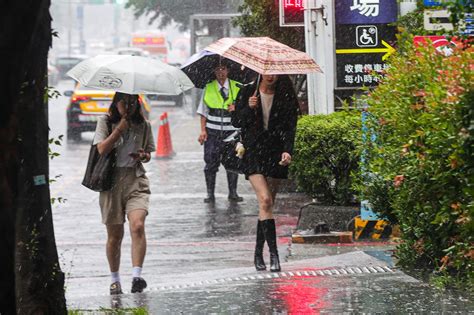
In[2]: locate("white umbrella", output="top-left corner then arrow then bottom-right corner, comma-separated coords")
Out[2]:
67,55 -> 194,95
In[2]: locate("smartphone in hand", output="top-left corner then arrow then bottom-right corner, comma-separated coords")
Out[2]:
129,152 -> 141,160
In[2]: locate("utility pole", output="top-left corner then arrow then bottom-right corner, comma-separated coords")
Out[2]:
78,1 -> 86,54
68,0 -> 72,56
113,1 -> 120,48
304,0 -> 335,115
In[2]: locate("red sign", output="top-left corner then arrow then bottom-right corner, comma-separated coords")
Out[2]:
280,0 -> 304,27
413,35 -> 464,56
283,0 -> 304,10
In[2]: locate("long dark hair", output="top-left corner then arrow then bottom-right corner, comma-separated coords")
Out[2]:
108,92 -> 145,124
254,75 -> 297,101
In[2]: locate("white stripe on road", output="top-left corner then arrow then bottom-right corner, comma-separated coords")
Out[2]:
91,265 -> 398,297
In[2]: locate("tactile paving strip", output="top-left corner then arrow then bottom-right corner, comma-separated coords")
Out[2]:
141,265 -> 396,293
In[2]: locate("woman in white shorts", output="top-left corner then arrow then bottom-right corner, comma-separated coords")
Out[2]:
94,92 -> 155,295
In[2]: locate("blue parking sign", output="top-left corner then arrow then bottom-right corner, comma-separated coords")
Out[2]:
424,0 -> 443,6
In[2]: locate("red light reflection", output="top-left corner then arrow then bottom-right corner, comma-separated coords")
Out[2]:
271,273 -> 330,314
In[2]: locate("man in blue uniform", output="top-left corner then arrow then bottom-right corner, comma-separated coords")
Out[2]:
197,62 -> 243,203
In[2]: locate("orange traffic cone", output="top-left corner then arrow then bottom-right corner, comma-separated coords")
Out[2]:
155,112 -> 174,158
163,112 -> 174,156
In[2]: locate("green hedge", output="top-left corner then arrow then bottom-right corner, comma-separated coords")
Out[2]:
358,37 -> 473,288
291,111 -> 361,206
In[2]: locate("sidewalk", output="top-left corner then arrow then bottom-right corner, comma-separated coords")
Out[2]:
54,107 -> 313,303
68,251 -> 400,311
67,250 -> 474,314
54,107 -> 473,313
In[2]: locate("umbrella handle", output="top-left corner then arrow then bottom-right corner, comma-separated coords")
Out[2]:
253,74 -> 261,97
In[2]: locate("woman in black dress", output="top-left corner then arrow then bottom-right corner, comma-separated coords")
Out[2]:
231,74 -> 298,272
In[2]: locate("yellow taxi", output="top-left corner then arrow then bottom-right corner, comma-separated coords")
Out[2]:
64,84 -> 151,141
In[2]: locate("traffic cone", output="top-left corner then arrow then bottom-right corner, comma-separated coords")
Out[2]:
155,113 -> 170,158
155,112 -> 174,158
163,112 -> 174,156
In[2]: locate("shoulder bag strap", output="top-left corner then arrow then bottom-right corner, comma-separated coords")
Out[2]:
142,121 -> 148,149
105,116 -> 113,136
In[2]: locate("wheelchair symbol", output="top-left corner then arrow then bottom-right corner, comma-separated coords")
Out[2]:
356,25 -> 378,47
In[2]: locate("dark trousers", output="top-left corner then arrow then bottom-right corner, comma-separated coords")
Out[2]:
204,131 -> 229,173
203,130 -> 239,196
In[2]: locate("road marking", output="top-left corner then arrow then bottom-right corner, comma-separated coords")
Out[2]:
84,265 -> 398,298
368,266 -> 378,273
57,240 -> 257,246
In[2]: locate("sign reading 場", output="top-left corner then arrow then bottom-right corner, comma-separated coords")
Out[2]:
335,0 -> 398,88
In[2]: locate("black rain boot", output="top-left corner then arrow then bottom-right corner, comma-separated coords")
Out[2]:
262,219 -> 281,272
204,171 -> 216,203
254,220 -> 266,271
227,171 -> 243,202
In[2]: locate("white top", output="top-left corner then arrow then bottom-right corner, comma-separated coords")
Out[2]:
260,91 -> 274,130
93,116 -> 155,171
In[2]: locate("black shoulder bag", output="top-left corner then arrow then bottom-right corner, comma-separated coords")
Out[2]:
82,118 -> 117,192
221,131 -> 244,175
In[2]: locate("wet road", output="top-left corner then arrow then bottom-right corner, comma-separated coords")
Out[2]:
49,80 -> 308,297
49,81 -> 473,313
71,272 -> 473,314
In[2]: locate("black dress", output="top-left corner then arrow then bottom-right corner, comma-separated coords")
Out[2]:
231,76 -> 299,179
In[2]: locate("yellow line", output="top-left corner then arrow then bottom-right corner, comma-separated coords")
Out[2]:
336,40 -> 396,61
336,48 -> 389,54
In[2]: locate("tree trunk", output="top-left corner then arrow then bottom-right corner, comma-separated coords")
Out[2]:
0,1 -> 67,314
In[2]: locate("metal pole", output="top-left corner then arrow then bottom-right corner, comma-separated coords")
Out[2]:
319,0 -> 335,114
78,3 -> 85,54
190,15 -> 197,55
113,2 -> 120,48
304,0 -> 335,114
304,0 -> 317,114
189,15 -> 198,116
68,0 -> 72,56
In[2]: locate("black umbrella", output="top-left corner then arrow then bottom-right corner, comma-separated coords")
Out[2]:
181,50 -> 257,89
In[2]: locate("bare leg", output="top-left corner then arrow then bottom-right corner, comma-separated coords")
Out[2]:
106,224 -> 124,273
249,175 -> 281,272
128,209 -> 147,267
248,174 -> 274,220
267,177 -> 281,204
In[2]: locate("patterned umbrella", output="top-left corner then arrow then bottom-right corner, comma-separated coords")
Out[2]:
205,37 -> 322,75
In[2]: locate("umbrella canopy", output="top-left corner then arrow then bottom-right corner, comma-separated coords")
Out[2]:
67,55 -> 194,95
180,50 -> 257,89
205,37 -> 322,75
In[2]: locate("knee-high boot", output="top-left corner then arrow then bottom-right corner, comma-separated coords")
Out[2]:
204,171 -> 216,203
227,171 -> 243,202
262,219 -> 281,272
254,220 -> 266,271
